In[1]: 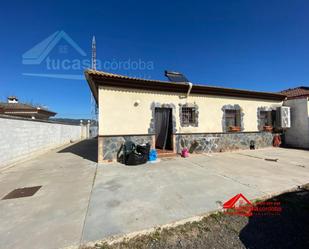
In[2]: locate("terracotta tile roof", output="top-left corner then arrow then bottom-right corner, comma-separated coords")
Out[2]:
1,103 -> 37,110
280,86 -> 309,99
85,69 -> 286,103
0,102 -> 56,115
86,69 -> 169,83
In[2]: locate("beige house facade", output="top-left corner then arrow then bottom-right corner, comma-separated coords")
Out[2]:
85,69 -> 286,163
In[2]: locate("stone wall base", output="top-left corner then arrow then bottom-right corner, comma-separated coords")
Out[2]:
99,135 -> 154,162
176,132 -> 275,154
98,132 -> 276,163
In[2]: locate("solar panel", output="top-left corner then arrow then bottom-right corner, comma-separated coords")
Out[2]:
165,70 -> 189,83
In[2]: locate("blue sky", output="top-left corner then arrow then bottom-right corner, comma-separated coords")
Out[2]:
0,0 -> 308,118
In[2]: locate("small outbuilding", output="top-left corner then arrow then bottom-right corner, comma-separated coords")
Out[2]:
85,69 -> 286,163
281,86 -> 309,149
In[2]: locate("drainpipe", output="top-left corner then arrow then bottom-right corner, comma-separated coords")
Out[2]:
186,82 -> 193,100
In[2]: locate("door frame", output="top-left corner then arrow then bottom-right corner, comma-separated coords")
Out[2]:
154,107 -> 174,151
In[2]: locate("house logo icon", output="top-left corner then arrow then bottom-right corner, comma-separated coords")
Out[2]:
22,30 -> 86,65
22,30 -> 155,80
223,193 -> 253,217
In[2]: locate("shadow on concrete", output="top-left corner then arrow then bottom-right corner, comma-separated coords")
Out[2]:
239,186 -> 309,249
58,139 -> 98,163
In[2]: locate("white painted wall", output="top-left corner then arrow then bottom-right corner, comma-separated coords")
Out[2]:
98,86 -> 282,135
284,98 -> 309,148
0,116 -> 84,169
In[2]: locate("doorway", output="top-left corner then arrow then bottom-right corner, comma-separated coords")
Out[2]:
154,107 -> 173,151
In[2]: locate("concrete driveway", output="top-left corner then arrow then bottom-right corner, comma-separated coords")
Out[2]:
0,139 -> 98,249
0,139 -> 309,249
82,147 -> 309,245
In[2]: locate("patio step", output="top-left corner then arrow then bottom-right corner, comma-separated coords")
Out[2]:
156,149 -> 177,158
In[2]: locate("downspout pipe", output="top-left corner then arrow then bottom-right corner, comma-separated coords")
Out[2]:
186,82 -> 193,99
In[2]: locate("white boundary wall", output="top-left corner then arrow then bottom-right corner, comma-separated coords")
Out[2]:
0,115 -> 85,169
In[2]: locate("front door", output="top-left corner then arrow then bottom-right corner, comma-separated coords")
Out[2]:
155,108 -> 173,150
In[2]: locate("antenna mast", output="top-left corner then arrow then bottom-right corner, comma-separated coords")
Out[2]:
91,36 -> 98,123
92,36 -> 96,70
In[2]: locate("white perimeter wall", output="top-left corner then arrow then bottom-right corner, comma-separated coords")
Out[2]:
284,98 -> 309,148
0,116 -> 84,169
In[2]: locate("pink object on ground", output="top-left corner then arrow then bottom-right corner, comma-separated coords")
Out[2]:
181,148 -> 189,158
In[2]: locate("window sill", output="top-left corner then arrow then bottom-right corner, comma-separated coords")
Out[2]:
181,123 -> 198,127
263,126 -> 273,132
228,126 -> 241,132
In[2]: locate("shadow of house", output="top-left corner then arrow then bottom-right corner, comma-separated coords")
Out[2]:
239,187 -> 309,249
58,139 -> 98,163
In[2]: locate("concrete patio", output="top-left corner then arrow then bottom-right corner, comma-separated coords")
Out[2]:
0,139 -> 308,249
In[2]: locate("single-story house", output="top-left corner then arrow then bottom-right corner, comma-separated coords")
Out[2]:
0,96 -> 56,120
85,69 -> 287,163
281,86 -> 309,149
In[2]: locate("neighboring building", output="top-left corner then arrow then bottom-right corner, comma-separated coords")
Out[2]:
0,96 -> 56,120
281,86 -> 309,149
85,69 -> 286,163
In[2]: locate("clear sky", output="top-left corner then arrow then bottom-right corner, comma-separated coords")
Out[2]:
0,0 -> 308,119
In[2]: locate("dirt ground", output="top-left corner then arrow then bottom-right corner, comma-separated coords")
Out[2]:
83,184 -> 309,249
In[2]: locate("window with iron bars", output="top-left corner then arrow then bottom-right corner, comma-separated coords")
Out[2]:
181,107 -> 196,125
225,109 -> 241,129
259,110 -> 275,130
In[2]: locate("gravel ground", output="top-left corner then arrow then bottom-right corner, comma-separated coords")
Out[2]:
83,184 -> 309,249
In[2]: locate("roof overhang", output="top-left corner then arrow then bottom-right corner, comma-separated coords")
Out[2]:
3,109 -> 56,117
286,94 -> 309,100
85,69 -> 287,104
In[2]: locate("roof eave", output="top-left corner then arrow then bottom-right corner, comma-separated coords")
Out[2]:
286,95 -> 309,100
85,70 -> 99,104
3,109 -> 56,116
85,70 -> 286,102
37,109 -> 57,116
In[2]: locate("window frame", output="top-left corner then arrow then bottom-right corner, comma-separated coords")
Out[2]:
258,108 -> 274,131
259,111 -> 272,126
181,107 -> 196,125
224,109 -> 241,130
179,103 -> 199,127
222,105 -> 243,132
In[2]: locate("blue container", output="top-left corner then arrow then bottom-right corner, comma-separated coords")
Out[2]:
148,149 -> 157,161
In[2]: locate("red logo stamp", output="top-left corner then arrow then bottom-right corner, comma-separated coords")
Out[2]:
223,194 -> 282,217
223,193 -> 253,216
